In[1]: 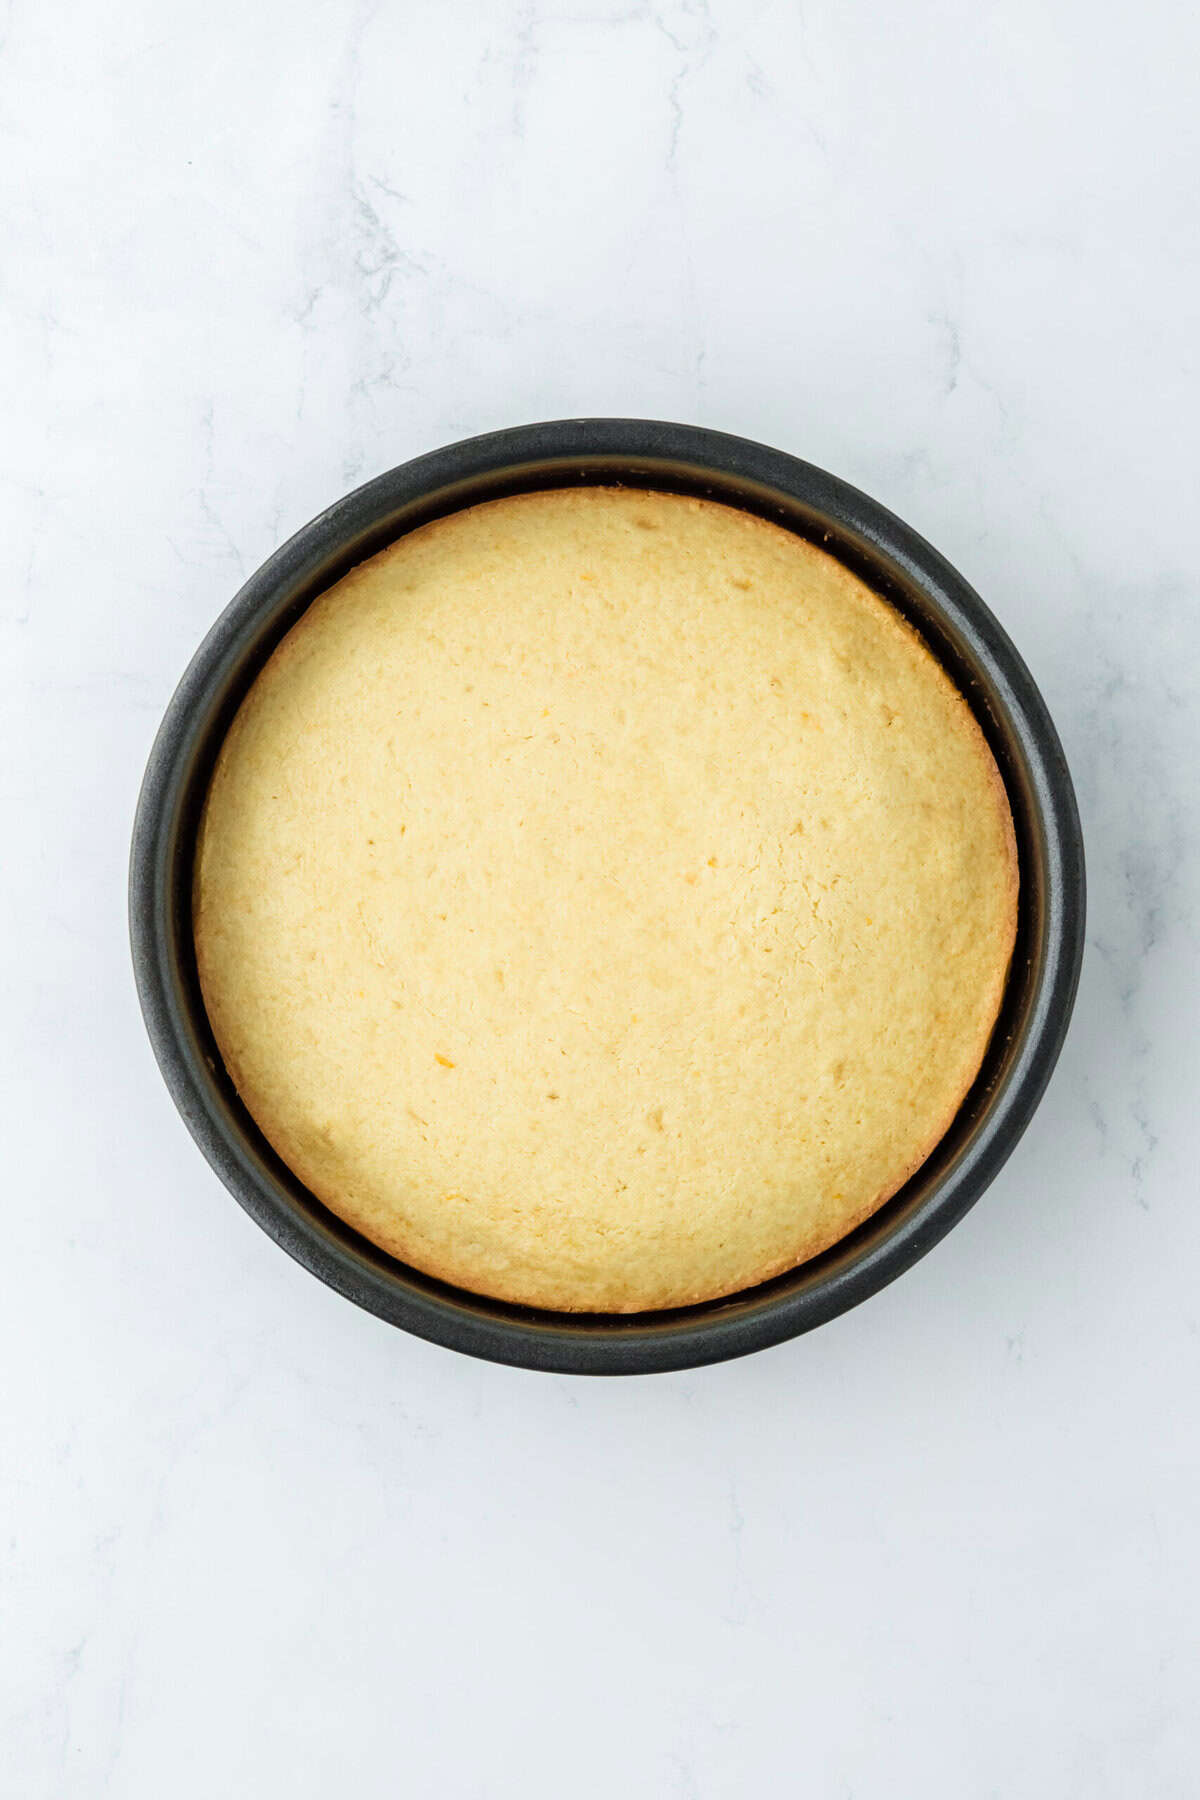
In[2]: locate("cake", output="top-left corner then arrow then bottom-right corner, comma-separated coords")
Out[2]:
194,487 -> 1018,1312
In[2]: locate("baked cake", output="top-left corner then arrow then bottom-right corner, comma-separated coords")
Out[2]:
194,487 -> 1017,1311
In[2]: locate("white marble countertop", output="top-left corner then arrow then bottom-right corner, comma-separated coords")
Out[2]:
4,1 -> 1198,1793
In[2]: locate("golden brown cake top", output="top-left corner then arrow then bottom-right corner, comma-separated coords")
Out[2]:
195,487 -> 1017,1311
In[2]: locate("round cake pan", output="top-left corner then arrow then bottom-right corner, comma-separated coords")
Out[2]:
130,419 -> 1085,1374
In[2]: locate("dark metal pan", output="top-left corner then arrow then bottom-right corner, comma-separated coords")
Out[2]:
130,419 -> 1085,1373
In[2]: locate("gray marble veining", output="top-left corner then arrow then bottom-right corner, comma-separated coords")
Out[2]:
2,0 -> 1198,1794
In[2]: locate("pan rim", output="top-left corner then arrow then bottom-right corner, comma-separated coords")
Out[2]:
129,418 -> 1085,1374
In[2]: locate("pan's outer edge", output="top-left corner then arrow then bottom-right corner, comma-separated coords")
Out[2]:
129,419 -> 1086,1375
